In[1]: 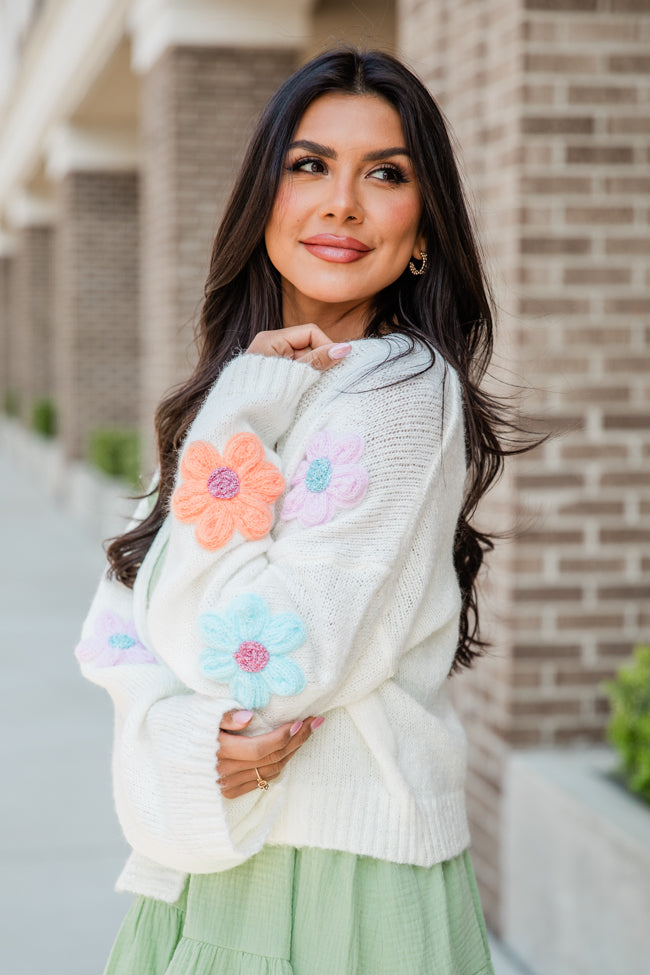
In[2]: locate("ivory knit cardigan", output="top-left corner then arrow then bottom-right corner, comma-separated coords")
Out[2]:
76,335 -> 470,903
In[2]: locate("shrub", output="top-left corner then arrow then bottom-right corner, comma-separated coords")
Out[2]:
604,645 -> 650,805
3,389 -> 19,417
88,427 -> 141,489
31,398 -> 57,438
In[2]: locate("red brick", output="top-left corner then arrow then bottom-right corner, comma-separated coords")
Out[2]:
568,85 -> 637,105
521,116 -> 594,135
603,414 -> 650,430
521,236 -> 591,254
567,145 -> 634,164
605,237 -> 650,255
563,267 -> 631,285
598,585 -> 650,600
608,55 -> 650,73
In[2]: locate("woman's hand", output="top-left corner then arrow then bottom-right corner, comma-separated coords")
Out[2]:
247,324 -> 351,371
216,710 -> 324,799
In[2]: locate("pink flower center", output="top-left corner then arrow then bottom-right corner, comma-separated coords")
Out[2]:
234,640 -> 270,673
207,466 -> 240,499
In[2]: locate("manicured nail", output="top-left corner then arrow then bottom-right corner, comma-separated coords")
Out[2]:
311,716 -> 325,730
328,343 -> 352,360
233,710 -> 253,725
290,720 -> 304,736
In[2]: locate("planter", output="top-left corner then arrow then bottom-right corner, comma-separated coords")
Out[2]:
502,747 -> 650,975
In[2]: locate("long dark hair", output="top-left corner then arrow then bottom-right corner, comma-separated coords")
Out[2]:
107,48 -> 529,671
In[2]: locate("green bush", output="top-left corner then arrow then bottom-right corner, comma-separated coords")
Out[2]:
3,389 -> 19,417
88,427 -> 141,488
31,398 -> 57,438
604,645 -> 650,805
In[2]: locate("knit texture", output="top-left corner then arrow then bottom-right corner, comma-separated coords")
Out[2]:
76,336 -> 470,903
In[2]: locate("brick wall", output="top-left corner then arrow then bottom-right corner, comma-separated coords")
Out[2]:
399,0 -> 650,928
54,171 -> 140,459
139,45 -> 298,467
12,225 -> 54,424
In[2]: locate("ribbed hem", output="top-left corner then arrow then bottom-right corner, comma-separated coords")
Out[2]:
269,785 -> 470,868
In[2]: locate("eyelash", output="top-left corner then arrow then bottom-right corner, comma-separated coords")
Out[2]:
286,156 -> 410,184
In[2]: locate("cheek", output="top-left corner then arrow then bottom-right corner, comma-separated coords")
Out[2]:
379,196 -> 422,249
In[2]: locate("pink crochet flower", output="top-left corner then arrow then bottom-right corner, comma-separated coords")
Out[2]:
281,430 -> 369,528
75,611 -> 157,668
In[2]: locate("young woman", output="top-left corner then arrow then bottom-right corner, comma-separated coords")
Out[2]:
76,48 -> 506,974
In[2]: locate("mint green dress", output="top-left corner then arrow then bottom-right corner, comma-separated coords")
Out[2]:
104,845 -> 494,975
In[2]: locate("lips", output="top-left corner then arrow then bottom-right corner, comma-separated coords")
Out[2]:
301,234 -> 373,263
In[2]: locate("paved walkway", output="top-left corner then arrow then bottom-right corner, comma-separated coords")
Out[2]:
0,445 -> 526,975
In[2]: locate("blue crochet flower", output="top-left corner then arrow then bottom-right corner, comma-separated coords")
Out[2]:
198,593 -> 307,709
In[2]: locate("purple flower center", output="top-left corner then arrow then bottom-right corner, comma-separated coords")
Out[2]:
109,633 -> 137,650
234,640 -> 270,673
208,466 -> 240,499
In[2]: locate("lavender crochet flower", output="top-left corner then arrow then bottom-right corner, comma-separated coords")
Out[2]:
198,594 -> 306,709
281,429 -> 369,528
75,611 -> 157,668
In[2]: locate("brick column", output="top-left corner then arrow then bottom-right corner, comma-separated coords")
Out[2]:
0,235 -> 16,412
8,196 -> 55,426
138,44 -> 298,454
399,0 -> 650,929
49,135 -> 140,458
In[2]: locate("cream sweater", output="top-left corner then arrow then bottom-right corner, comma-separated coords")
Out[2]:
76,335 -> 470,903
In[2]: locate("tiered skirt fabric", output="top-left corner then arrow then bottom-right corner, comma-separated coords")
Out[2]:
104,845 -> 494,975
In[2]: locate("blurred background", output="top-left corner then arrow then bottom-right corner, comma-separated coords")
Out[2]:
0,1 -> 648,973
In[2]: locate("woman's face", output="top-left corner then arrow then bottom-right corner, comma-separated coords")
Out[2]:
265,92 -> 425,327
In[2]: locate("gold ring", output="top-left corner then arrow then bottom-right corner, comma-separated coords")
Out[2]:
255,767 -> 269,791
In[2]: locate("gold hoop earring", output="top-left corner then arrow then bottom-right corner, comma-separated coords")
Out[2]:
409,251 -> 428,276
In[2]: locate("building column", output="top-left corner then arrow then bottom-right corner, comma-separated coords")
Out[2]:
6,192 -> 56,427
47,124 -> 140,459
130,0 -> 311,459
0,232 -> 17,413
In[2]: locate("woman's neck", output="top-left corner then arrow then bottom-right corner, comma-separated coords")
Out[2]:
281,294 -> 373,344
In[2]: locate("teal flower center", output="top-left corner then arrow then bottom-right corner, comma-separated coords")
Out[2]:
109,633 -> 136,650
208,466 -> 240,499
235,640 -> 270,673
305,457 -> 332,494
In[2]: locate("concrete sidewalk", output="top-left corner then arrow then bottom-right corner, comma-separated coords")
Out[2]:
0,444 -> 526,975
0,450 -> 133,975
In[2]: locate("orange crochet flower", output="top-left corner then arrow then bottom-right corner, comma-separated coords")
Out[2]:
172,433 -> 285,550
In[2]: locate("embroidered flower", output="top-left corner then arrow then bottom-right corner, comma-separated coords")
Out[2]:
172,433 -> 285,550
198,594 -> 306,709
75,612 -> 157,668
281,430 -> 369,528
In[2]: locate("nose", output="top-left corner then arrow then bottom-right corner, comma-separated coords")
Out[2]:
319,172 -> 363,223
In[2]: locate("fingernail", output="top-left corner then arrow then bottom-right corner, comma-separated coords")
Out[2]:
290,720 -> 304,736
311,716 -> 325,730
328,343 -> 352,360
233,710 -> 253,725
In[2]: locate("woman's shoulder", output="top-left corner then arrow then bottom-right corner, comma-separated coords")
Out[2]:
342,333 -> 462,406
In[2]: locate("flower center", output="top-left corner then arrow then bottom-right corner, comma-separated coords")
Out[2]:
108,633 -> 137,650
234,640 -> 270,673
208,466 -> 240,499
305,457 -> 332,493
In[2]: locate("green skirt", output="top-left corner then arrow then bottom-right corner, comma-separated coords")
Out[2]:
104,846 -> 494,975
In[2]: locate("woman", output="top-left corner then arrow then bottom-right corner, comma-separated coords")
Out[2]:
76,48 -> 504,974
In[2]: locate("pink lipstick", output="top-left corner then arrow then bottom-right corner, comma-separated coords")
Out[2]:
301,234 -> 372,263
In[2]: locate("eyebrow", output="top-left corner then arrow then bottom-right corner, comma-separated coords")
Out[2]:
288,139 -> 411,162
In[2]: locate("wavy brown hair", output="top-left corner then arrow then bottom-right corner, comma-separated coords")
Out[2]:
107,48 -> 532,671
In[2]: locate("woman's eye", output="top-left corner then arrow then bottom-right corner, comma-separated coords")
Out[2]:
288,157 -> 327,174
369,165 -> 408,184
